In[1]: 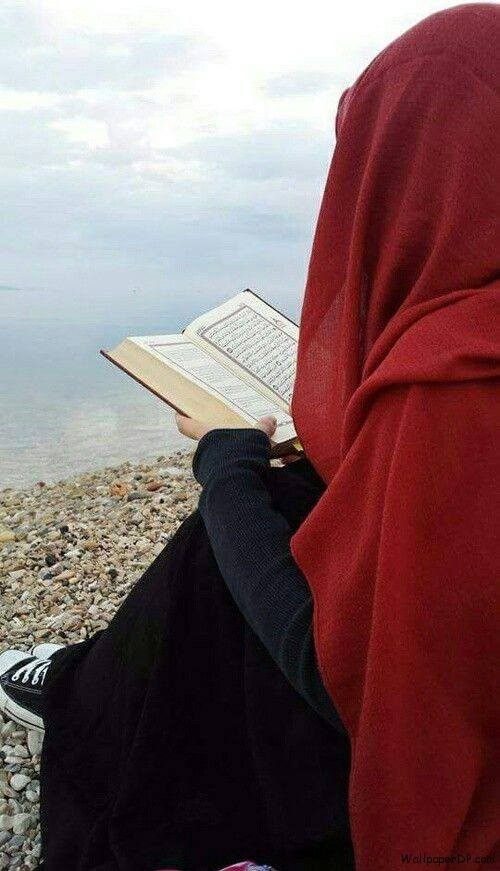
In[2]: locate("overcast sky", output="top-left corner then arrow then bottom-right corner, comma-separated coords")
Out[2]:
1,0 -> 461,324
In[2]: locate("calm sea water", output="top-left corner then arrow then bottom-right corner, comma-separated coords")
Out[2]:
1,285 -> 299,488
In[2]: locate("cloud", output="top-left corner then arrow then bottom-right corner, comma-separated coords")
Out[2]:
0,32 -> 213,92
262,70 -> 340,98
0,109 -> 82,167
173,126 -> 333,181
4,0 -> 432,307
51,116 -> 110,149
0,3 -> 44,49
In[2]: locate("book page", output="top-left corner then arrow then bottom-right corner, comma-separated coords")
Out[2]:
185,291 -> 298,410
136,335 -> 296,437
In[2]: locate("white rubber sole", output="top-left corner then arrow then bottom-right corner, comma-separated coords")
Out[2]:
31,642 -> 64,659
0,649 -> 45,732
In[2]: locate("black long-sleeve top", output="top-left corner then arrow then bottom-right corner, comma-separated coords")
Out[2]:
192,428 -> 345,735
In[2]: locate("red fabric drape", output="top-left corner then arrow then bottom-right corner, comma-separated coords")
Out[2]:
290,5 -> 500,868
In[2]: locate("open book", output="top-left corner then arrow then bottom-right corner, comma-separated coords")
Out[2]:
101,289 -> 302,457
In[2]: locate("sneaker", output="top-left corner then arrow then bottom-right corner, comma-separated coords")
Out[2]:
0,650 -> 51,731
31,642 -> 64,660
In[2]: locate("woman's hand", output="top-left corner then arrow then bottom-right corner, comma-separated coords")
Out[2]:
175,413 -> 278,443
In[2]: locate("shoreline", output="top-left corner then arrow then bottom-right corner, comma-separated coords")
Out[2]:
0,443 -> 192,495
0,426 -> 189,492
0,450 -> 200,868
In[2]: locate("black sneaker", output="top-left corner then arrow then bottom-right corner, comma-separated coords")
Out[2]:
0,650 -> 52,731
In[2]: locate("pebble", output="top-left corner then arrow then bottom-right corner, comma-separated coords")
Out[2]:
11,814 -> 31,836
0,725 -> 14,739
126,491 -> 147,501
4,833 -> 24,853
0,449 -> 198,865
145,481 -> 163,492
109,481 -> 130,499
64,548 -> 81,559
163,465 -> 187,478
0,526 -> 15,546
9,776 -> 30,792
27,733 -> 43,758
11,748 -> 28,760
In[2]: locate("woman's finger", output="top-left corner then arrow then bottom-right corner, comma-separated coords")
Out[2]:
175,411 -> 278,442
256,415 -> 277,437
175,413 -> 209,441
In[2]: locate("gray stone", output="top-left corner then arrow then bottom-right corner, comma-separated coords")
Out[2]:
65,548 -> 81,558
5,832 -> 25,852
6,800 -> 21,814
27,731 -> 43,757
12,812 -> 31,835
11,746 -> 28,759
0,816 -> 12,832
163,465 -> 187,478
10,774 -> 30,791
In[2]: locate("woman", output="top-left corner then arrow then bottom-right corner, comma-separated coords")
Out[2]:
1,4 -> 498,869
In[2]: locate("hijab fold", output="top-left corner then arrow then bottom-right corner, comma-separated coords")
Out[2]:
290,5 -> 500,867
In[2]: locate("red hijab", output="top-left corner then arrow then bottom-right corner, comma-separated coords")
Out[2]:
290,5 -> 500,868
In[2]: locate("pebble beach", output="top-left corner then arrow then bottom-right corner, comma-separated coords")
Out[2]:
0,450 -> 200,869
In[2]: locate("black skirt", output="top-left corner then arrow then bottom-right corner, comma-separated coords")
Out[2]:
39,463 -> 352,871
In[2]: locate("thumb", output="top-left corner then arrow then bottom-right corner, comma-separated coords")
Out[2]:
257,414 -> 277,437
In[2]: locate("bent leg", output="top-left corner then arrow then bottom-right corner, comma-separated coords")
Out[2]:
40,469 -> 351,871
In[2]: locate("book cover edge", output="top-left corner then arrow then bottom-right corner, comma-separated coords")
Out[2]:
99,349 -> 298,455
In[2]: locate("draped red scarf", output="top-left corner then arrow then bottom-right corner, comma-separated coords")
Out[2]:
290,5 -> 500,868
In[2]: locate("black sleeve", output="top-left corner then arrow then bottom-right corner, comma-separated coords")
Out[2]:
192,428 -> 345,734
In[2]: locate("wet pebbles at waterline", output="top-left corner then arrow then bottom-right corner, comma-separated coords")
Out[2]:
0,451 -> 199,869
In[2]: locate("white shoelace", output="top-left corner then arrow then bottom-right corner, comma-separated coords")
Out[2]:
11,658 -> 51,686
